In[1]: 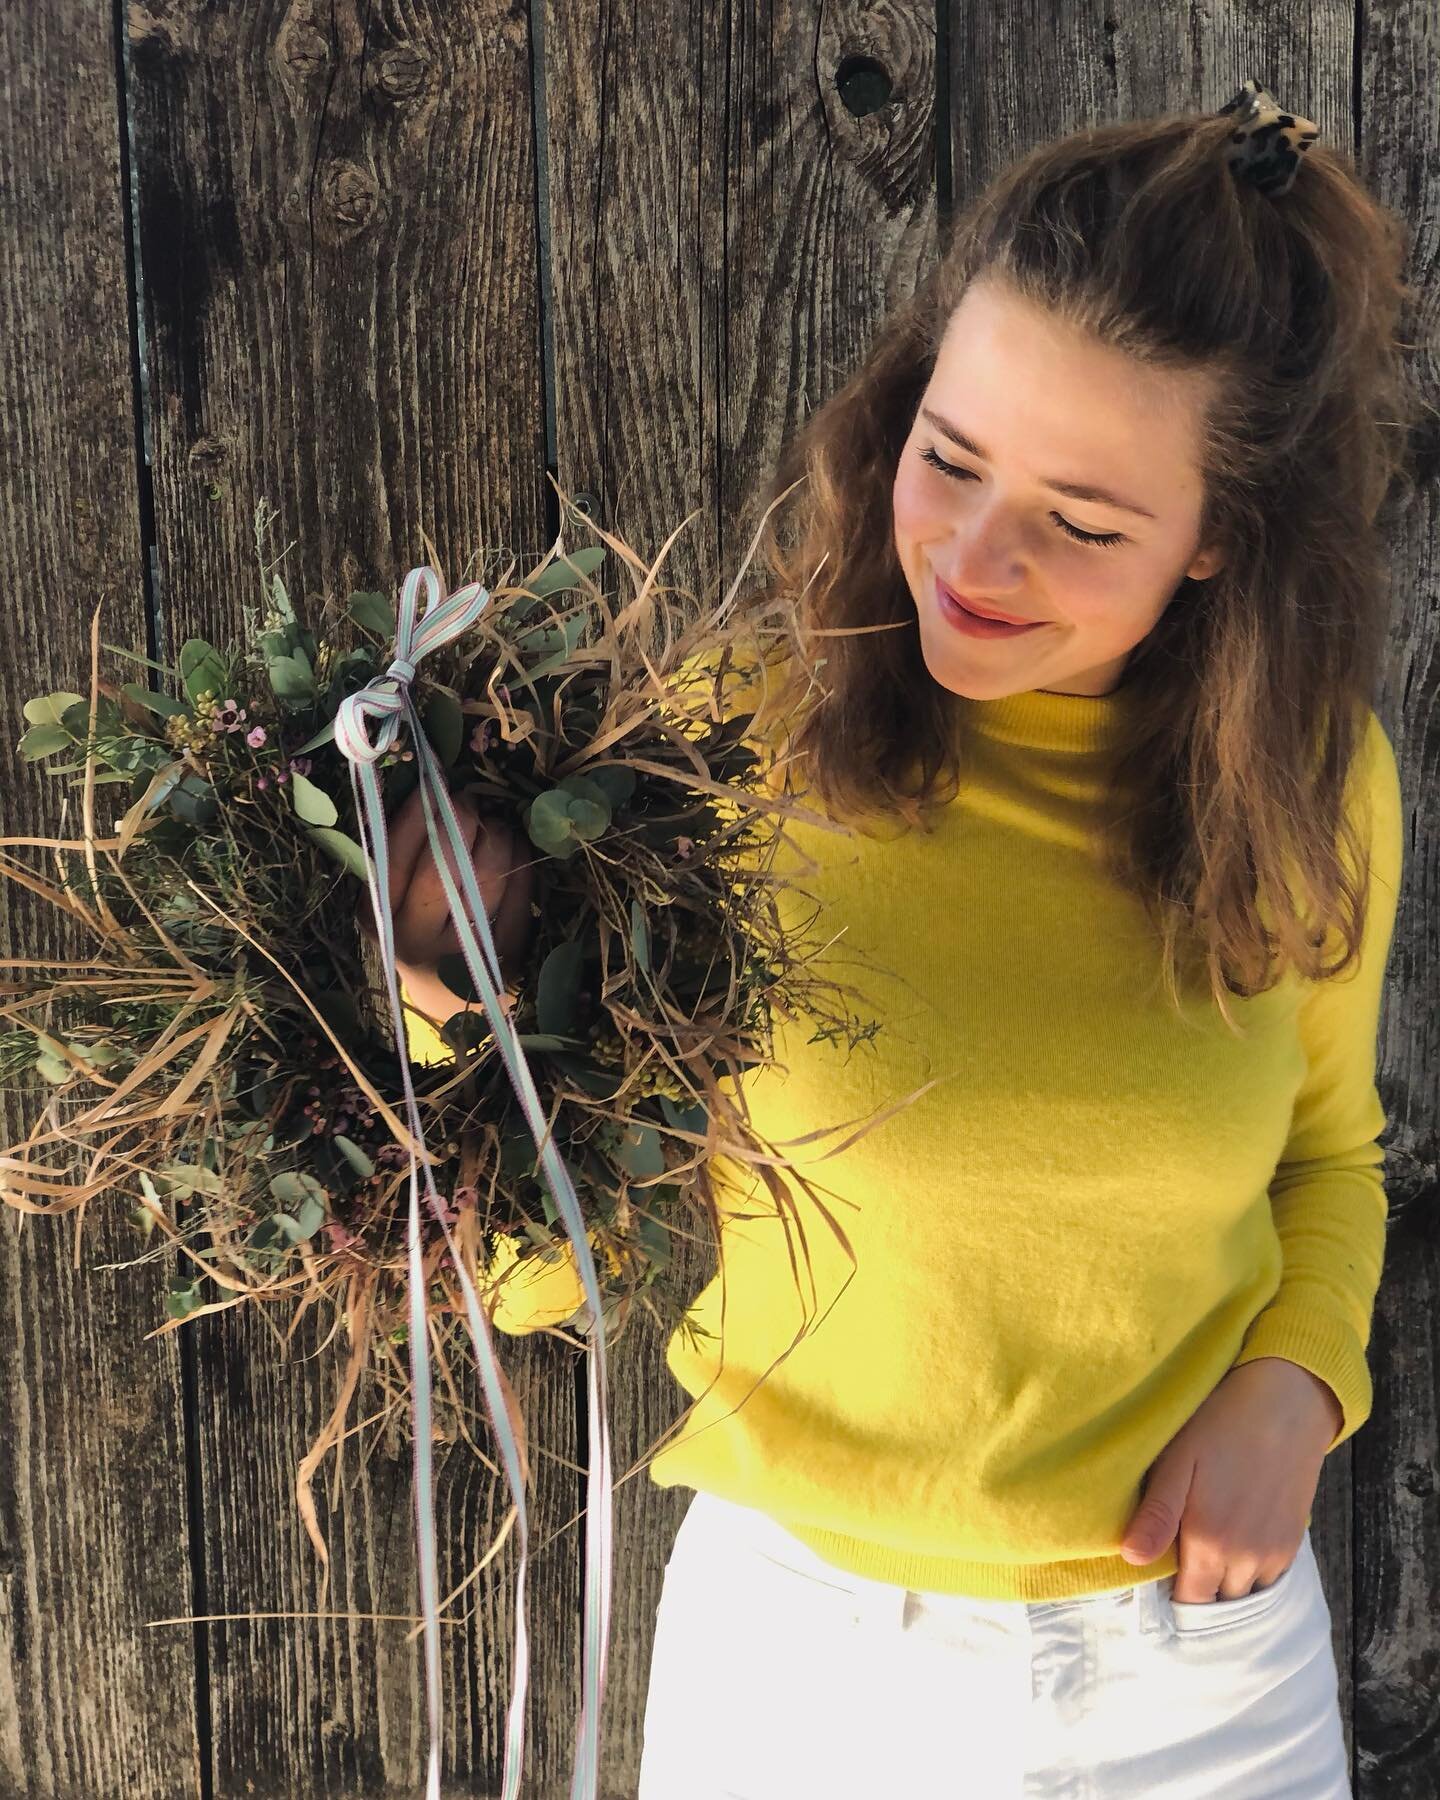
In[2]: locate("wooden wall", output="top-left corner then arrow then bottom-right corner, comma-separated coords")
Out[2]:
0,2 -> 1433,1795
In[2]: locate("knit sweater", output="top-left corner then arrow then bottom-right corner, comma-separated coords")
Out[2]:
406,663 -> 1404,1603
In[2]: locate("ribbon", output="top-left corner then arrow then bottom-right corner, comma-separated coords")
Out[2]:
334,566 -> 613,1800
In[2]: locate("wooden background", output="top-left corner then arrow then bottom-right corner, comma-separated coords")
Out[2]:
1,2 -> 1435,1795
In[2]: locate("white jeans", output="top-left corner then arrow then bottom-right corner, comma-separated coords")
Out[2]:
638,1489 -> 1352,1798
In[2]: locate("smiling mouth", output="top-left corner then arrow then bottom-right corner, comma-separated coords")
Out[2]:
936,583 -> 1044,633
936,577 -> 1044,626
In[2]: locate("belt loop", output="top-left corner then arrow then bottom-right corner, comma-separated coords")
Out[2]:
1137,1569 -> 1171,1636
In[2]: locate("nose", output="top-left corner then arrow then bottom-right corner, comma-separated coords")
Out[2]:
945,503 -> 1028,594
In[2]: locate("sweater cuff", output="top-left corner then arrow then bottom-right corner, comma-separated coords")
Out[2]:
1230,1303 -> 1372,1453
397,978 -> 456,1067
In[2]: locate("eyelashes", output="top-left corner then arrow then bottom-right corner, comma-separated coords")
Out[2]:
917,446 -> 1128,550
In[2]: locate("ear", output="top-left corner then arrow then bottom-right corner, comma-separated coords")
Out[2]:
1187,542 -> 1225,581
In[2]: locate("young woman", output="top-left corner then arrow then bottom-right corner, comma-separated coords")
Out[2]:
390,85 -> 1419,1798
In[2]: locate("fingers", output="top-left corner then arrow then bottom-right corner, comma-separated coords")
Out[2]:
462,817 -> 534,971
384,786 -> 437,916
394,797 -> 526,968
392,793 -> 482,964
363,786 -> 532,969
488,828 -> 536,968
358,787 -> 429,944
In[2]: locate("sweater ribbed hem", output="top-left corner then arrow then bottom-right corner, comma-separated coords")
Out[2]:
779,1509 -> 1313,1603
780,1524 -> 1179,1601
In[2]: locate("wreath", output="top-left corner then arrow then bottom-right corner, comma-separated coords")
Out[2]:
0,494 -> 886,1797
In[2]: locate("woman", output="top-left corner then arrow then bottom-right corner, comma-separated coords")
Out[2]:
391,85 -> 1417,1798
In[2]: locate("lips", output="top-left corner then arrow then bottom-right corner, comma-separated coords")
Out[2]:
936,579 -> 1040,626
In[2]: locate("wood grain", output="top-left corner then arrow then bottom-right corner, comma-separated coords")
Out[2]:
0,0 -> 1433,1794
0,3 -> 204,1795
97,2 -> 575,1794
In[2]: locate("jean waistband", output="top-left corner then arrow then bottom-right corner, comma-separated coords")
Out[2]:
678,1488 -> 1170,1621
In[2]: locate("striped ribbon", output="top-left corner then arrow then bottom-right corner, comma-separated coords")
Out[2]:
334,565 -> 613,1800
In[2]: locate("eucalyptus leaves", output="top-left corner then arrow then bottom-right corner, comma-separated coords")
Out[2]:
2,496 -> 873,1450
525,768 -> 634,859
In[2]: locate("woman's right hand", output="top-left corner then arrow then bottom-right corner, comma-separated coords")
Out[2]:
361,786 -> 536,1024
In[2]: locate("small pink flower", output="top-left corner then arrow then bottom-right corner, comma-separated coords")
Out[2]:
256,776 -> 269,791
288,754 -> 312,777
213,699 -> 247,732
246,725 -> 267,749
470,719 -> 497,756
676,836 -> 694,859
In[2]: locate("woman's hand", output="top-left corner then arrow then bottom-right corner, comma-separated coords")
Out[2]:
1117,1356 -> 1342,1602
360,786 -> 536,1021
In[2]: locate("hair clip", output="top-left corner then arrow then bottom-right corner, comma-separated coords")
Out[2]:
1217,79 -> 1320,198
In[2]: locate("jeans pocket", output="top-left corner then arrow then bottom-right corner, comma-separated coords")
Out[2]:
1167,1537 -> 1305,1637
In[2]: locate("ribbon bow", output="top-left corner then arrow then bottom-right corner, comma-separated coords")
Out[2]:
334,565 -> 613,1800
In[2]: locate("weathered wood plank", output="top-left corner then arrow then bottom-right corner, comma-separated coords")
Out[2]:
537,0 -> 939,1789
0,4 -> 203,1795
1352,6 -> 1440,1791
121,2 -> 579,1792
3,0 -> 1433,1793
1358,1218 -> 1440,1796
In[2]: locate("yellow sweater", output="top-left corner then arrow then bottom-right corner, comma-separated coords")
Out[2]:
408,671 -> 1404,1603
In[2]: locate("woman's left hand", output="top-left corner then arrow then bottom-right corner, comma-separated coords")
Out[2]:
1117,1356 -> 1343,1602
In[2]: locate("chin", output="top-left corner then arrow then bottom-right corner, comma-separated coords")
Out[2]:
916,636 -> 1016,702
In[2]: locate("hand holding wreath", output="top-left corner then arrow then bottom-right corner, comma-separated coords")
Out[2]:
362,785 -> 537,1021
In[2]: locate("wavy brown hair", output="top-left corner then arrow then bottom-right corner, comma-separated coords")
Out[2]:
724,103 -> 1431,1026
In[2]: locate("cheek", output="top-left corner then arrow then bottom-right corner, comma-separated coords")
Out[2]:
1063,559 -> 1169,640
891,462 -> 939,547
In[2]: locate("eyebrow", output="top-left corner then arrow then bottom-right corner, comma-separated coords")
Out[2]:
918,407 -> 1159,521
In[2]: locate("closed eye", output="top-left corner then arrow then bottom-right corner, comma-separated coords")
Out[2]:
918,446 -> 1128,549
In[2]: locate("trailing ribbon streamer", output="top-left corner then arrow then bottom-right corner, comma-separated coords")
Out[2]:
334,565 -> 613,1800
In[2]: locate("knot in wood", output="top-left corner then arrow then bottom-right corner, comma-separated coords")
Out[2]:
316,159 -> 380,240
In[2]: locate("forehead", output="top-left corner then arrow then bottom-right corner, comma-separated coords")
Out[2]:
929,279 -> 1212,485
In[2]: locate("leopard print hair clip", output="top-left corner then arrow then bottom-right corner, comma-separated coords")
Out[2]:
1217,79 -> 1320,198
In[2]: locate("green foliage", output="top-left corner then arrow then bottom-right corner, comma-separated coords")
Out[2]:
23,692 -> 86,727
166,1273 -> 209,1321
120,683 -> 187,719
267,651 -> 316,701
348,589 -> 396,636
525,774 -> 612,858
267,1171 -> 328,1240
331,1135 -> 375,1177
536,938 -> 584,1035
289,772 -> 338,826
305,825 -> 368,878
3,499 -> 872,1412
423,690 -> 464,766
179,640 -> 228,706
613,1120 -> 664,1179
525,545 -> 607,598
18,724 -> 72,761
169,774 -> 217,826
630,899 -> 651,975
